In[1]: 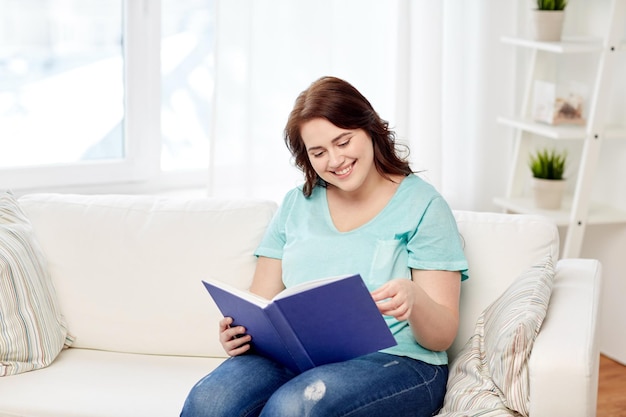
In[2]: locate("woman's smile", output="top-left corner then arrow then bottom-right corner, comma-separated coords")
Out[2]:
332,162 -> 355,177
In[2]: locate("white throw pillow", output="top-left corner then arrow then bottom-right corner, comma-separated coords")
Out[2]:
0,192 -> 73,376
438,255 -> 555,417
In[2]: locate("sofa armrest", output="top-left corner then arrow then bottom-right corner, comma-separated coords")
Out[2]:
529,258 -> 602,417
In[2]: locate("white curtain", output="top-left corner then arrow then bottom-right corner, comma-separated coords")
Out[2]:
209,0 -> 517,212
407,2 -> 518,210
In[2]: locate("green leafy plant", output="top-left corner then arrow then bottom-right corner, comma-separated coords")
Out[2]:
536,0 -> 567,10
529,148 -> 567,180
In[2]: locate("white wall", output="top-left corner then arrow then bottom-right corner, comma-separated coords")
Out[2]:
580,225 -> 626,364
536,0 -> 626,363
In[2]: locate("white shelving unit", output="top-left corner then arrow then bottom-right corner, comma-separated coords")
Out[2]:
495,0 -> 626,258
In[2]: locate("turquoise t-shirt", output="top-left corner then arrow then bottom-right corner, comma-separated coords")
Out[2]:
254,174 -> 469,365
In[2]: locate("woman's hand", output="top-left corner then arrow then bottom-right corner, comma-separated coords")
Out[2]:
371,278 -> 416,321
217,257 -> 282,357
218,317 -> 251,356
371,271 -> 461,352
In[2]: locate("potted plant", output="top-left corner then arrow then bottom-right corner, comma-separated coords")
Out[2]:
530,0 -> 567,42
529,148 -> 568,209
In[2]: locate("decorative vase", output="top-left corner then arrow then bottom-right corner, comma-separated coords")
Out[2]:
531,177 -> 566,210
529,10 -> 565,42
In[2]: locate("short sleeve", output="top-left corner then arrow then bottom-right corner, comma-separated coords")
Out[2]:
407,196 -> 468,280
254,188 -> 299,260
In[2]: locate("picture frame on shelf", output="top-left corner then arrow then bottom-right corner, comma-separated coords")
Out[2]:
532,80 -> 587,126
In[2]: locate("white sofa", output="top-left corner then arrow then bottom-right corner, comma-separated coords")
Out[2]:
0,193 -> 601,417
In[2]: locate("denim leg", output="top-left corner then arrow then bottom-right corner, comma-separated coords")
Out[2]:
180,355 -> 296,417
259,352 -> 448,417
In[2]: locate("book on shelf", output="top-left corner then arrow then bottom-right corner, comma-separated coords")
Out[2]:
202,273 -> 397,373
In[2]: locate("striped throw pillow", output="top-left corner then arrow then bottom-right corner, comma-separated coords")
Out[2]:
0,192 -> 74,376
438,255 -> 555,417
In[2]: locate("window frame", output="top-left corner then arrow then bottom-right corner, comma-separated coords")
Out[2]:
1,0 -> 166,193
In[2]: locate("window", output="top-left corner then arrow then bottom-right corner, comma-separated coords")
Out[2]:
161,0 -> 214,172
0,0 -> 214,192
0,1 -> 124,168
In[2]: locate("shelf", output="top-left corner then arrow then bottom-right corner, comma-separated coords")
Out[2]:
497,116 -> 586,139
500,4 -> 625,258
497,116 -> 626,140
501,36 -> 605,53
500,36 -> 604,53
501,36 -> 626,54
493,196 -> 626,226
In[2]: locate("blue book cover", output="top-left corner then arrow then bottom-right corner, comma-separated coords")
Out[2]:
202,274 -> 397,373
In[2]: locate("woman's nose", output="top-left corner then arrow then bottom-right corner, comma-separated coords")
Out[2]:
327,150 -> 344,168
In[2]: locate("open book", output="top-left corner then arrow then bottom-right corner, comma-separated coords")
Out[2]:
202,274 -> 397,373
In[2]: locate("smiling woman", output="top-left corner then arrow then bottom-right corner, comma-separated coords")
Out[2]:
301,119 -> 377,195
285,76 -> 412,199
180,76 -> 468,417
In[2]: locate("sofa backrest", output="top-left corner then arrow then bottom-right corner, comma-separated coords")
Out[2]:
19,194 -> 559,362
19,193 -> 277,358
450,210 -> 559,361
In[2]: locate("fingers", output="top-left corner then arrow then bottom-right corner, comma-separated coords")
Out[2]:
218,316 -> 234,332
379,302 -> 410,321
225,336 -> 251,356
219,317 -> 252,356
372,282 -> 411,321
376,297 -> 410,321
370,283 -> 393,303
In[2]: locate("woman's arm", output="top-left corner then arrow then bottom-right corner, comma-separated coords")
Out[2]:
249,256 -> 285,299
371,269 -> 461,352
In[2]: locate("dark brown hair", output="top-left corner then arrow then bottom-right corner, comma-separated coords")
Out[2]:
284,76 -> 412,197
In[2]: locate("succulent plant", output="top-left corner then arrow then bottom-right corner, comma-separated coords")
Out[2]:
529,148 -> 567,180
536,0 -> 567,11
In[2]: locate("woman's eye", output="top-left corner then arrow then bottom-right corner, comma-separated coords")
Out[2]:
312,151 -> 325,158
338,139 -> 350,147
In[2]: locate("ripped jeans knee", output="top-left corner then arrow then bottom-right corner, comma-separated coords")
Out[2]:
260,353 -> 448,417
261,378 -> 329,416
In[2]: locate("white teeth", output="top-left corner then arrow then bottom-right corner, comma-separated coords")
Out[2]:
335,165 -> 352,175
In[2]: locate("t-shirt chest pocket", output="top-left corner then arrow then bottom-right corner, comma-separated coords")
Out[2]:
367,238 -> 410,288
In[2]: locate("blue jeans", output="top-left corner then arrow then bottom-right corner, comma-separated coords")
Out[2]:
180,352 -> 448,417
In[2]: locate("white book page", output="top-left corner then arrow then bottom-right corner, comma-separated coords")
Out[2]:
272,274 -> 357,301
204,279 -> 270,308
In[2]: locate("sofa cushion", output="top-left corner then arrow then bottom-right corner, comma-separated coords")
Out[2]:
17,194 -> 277,357
438,255 -> 555,417
0,192 -> 73,376
0,348 -> 224,417
450,211 -> 559,362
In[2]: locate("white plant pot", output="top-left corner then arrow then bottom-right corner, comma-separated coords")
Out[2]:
531,178 -> 566,210
529,10 -> 565,42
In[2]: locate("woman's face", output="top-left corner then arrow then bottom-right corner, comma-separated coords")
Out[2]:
300,118 -> 378,195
